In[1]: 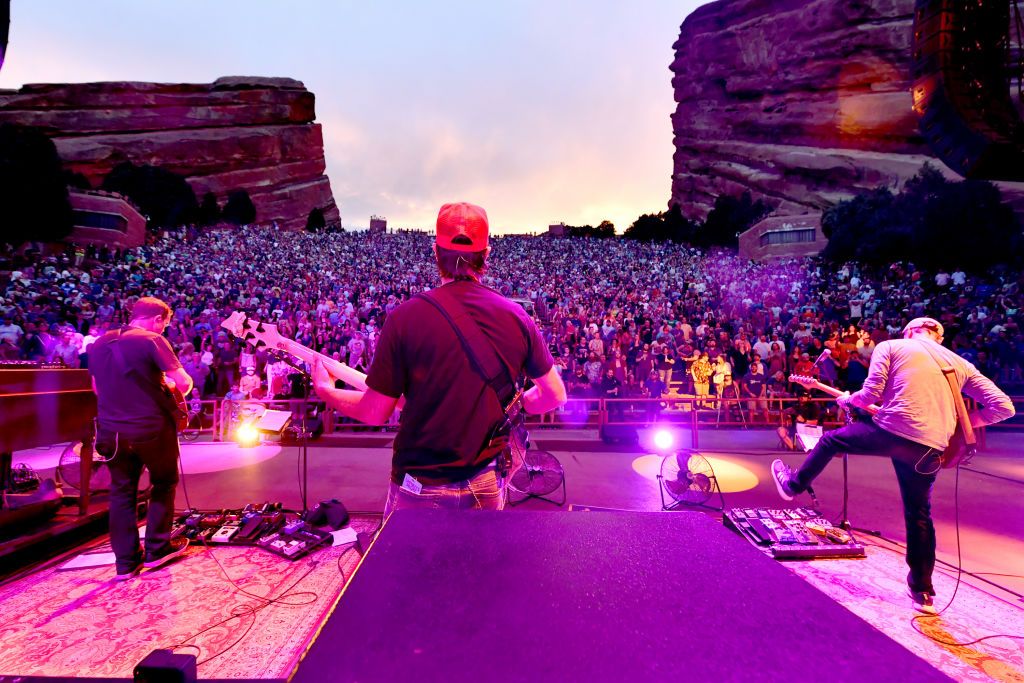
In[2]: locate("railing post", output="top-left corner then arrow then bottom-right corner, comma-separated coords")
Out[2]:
691,397 -> 699,449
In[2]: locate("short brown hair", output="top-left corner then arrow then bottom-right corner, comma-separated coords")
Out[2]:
435,244 -> 487,281
131,296 -> 172,321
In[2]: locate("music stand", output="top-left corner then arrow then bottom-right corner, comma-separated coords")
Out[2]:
832,408 -> 879,534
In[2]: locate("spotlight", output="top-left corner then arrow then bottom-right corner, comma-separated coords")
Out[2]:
653,429 -> 674,452
235,421 -> 260,448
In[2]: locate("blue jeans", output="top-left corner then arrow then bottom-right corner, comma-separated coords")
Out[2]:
383,468 -> 505,519
101,424 -> 180,573
789,419 -> 942,595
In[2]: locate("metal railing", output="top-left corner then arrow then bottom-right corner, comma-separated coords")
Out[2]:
187,394 -> 1024,447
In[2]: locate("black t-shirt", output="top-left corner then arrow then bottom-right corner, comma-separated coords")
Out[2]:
367,280 -> 552,484
88,327 -> 182,437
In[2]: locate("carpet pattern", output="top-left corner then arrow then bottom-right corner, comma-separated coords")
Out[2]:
0,514 -> 378,679
783,541 -> 1024,683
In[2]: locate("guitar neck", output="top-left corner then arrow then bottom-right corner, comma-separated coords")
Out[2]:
275,338 -> 368,391
802,379 -> 879,415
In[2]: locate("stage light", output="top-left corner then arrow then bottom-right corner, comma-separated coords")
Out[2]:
653,429 -> 674,452
235,421 -> 259,448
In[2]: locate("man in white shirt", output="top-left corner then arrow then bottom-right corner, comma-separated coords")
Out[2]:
0,318 -> 24,346
772,317 -> 1014,615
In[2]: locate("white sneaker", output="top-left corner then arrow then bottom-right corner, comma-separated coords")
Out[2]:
771,459 -> 797,501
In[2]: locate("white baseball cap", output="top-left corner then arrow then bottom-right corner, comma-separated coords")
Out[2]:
903,317 -> 944,337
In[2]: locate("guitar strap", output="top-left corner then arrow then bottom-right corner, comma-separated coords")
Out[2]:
416,287 -> 522,468
914,339 -> 977,453
416,287 -> 519,411
107,328 -> 185,430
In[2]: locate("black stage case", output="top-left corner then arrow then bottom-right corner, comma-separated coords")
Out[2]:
290,509 -> 952,683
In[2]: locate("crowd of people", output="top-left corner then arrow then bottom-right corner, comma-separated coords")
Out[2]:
1,225 -> 1022,415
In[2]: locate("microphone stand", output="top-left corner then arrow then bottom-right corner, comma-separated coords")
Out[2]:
268,350 -> 312,513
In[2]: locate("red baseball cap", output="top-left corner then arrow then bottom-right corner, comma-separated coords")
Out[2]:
436,202 -> 489,252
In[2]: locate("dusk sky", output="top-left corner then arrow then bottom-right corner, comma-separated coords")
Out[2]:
0,1 -> 707,233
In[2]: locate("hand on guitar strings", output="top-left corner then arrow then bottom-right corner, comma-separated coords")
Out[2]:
311,359 -> 339,395
835,390 -> 853,412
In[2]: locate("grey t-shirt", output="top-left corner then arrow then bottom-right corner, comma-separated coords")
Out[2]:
851,337 -> 1014,450
89,326 -> 182,437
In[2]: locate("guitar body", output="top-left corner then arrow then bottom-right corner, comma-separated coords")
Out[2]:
940,422 -> 974,469
164,383 -> 190,432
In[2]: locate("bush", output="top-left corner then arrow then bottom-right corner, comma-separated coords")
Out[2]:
0,124 -> 73,246
197,192 -> 220,226
306,207 -> 326,232
222,190 -> 256,225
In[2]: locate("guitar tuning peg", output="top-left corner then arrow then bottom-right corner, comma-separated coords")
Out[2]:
256,323 -> 266,333
244,332 -> 255,341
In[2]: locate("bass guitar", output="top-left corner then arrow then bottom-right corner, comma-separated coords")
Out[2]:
221,311 -> 371,391
788,374 -> 973,468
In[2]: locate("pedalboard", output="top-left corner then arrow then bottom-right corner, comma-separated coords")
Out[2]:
173,502 -> 336,560
255,522 -> 333,560
724,507 -> 866,560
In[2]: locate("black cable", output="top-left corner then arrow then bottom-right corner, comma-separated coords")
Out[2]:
296,440 -> 304,511
177,443 -> 194,512
910,616 -> 1024,647
908,465 -> 1024,647
960,466 -> 1024,487
971,573 -> 1024,580
165,540 -> 321,667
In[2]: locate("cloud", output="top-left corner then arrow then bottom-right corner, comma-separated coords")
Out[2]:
1,0 -> 705,233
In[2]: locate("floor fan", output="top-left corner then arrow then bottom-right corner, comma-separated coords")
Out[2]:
57,442 -> 151,494
508,449 -> 566,507
657,451 -> 723,511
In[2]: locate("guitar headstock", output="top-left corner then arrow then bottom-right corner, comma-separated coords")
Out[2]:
220,311 -> 287,350
788,374 -> 817,389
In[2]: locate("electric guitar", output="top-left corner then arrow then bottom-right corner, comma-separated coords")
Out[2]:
221,311 -> 527,467
162,379 -> 190,432
788,374 -> 972,469
221,311 -> 371,391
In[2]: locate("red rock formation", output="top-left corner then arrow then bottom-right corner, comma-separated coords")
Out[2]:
670,0 -> 1024,218
0,77 -> 339,231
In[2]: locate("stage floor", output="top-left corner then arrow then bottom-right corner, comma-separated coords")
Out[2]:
2,428 -> 1022,680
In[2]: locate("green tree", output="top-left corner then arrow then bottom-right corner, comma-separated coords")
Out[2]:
222,189 -> 256,225
624,206 -> 696,242
63,170 -> 92,190
821,164 -> 1023,270
624,213 -> 666,241
564,221 -> 614,238
196,191 -> 220,226
0,124 -> 73,246
306,207 -> 326,232
696,192 -> 771,249
101,162 -> 198,230
821,188 -> 906,265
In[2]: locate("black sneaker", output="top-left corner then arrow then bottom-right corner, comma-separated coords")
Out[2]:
113,562 -> 141,582
908,589 -> 937,615
771,459 -> 797,501
143,537 -> 189,569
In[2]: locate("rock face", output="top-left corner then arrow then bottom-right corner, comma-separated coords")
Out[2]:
0,77 -> 340,231
670,0 -> 1024,218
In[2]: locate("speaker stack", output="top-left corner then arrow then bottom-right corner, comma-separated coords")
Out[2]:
911,0 -> 1024,180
